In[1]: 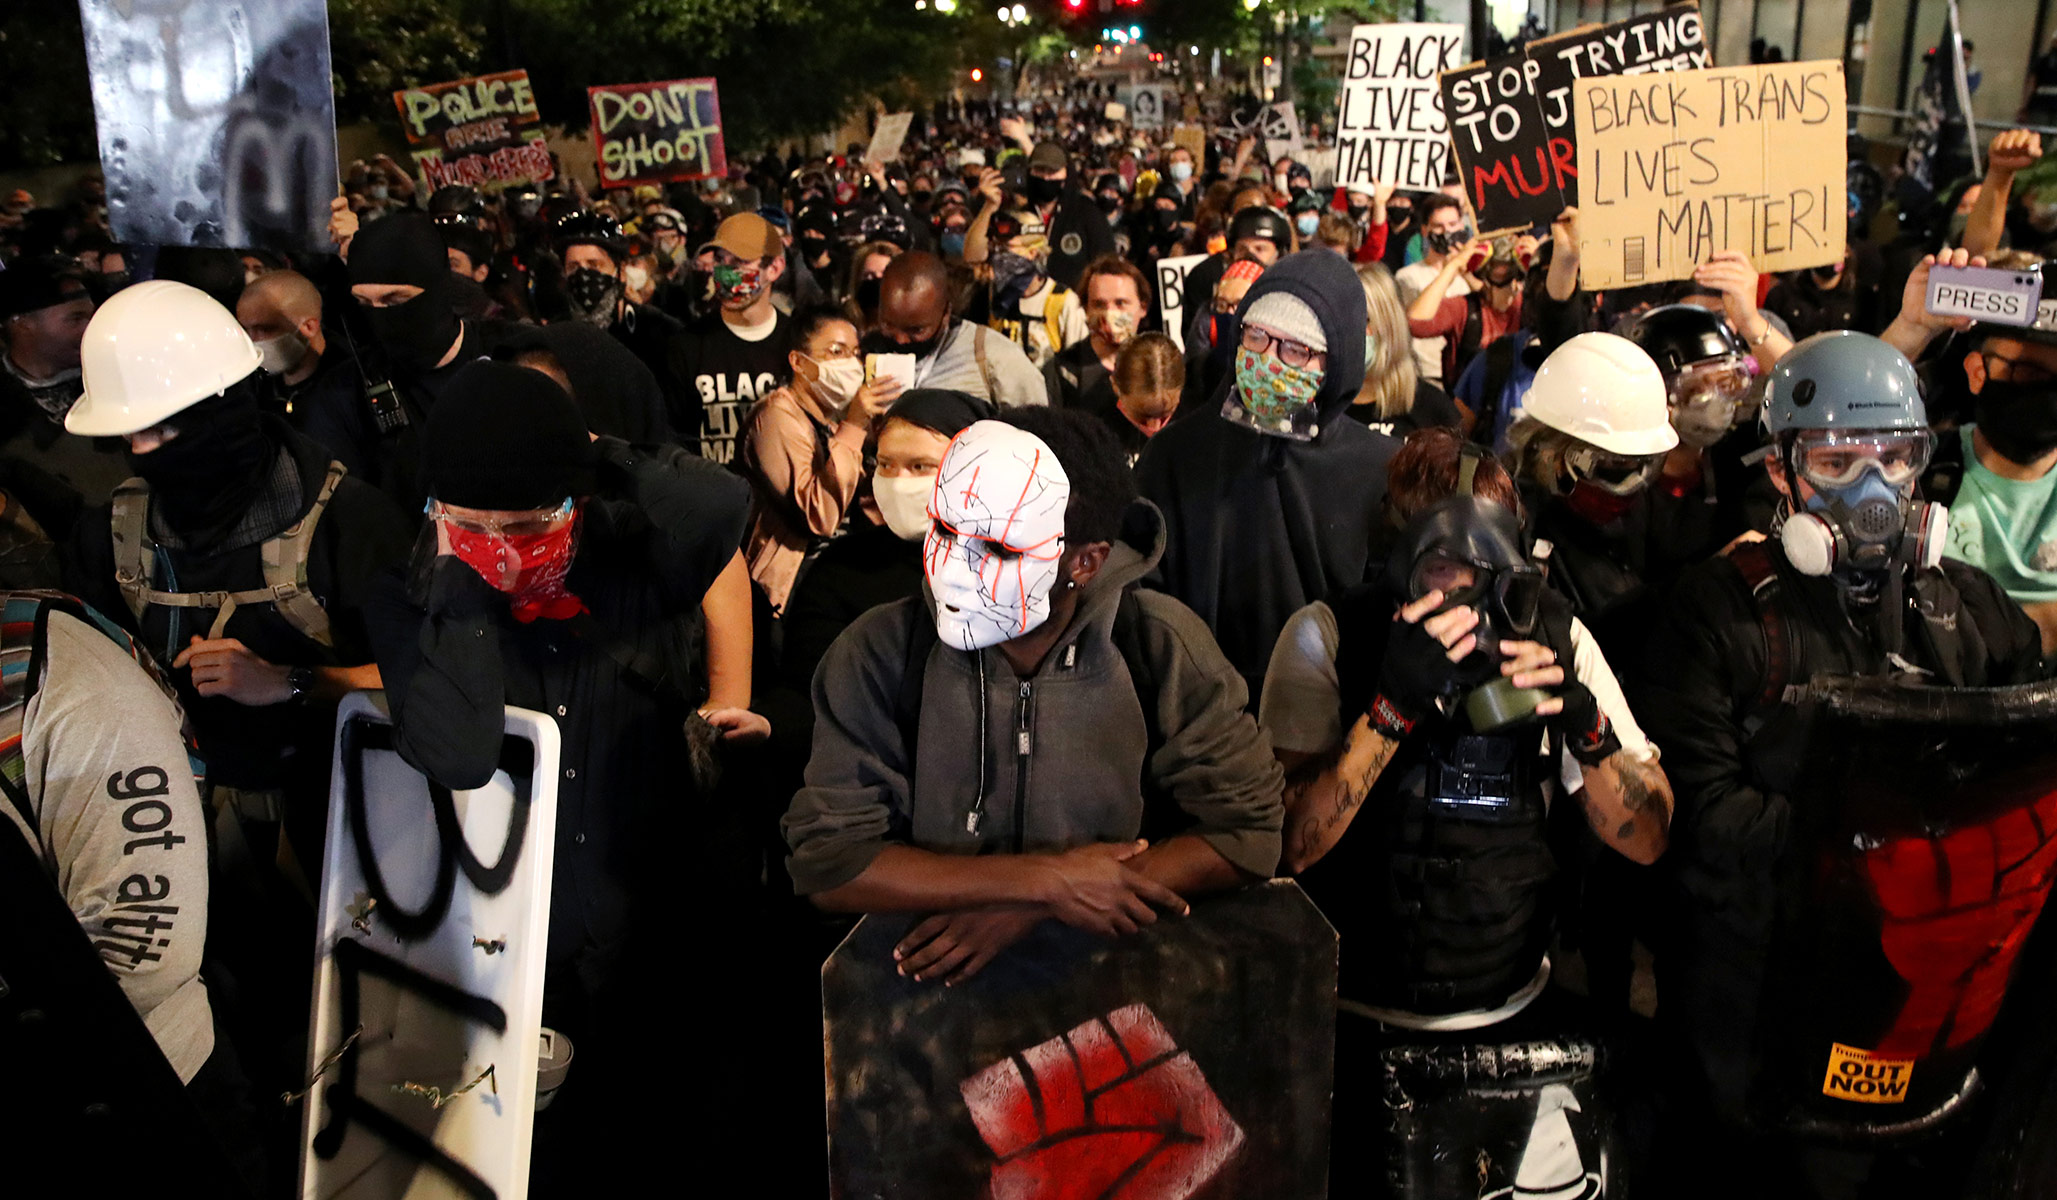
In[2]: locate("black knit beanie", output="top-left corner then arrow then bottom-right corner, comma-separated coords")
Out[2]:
423,361 -> 598,509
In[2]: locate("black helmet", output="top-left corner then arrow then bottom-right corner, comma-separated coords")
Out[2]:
427,185 -> 483,220
1228,206 -> 1293,248
1623,303 -> 1746,376
552,210 -> 628,261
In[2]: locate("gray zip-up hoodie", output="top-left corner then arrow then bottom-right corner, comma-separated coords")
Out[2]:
782,498 -> 1284,895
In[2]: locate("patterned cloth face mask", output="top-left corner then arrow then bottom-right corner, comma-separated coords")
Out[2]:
1224,324 -> 1325,441
922,421 -> 1071,650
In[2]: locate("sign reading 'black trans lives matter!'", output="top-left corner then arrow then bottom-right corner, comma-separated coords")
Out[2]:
1574,60 -> 1846,289
1337,24 -> 1466,192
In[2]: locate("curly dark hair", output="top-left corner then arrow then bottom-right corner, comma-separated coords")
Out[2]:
997,406 -> 1137,547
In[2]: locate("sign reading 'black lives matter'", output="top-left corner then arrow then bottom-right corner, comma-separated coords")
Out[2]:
1336,23 -> 1466,192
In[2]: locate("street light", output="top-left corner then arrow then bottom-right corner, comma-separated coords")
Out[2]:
934,0 -> 956,11
1012,3 -> 1025,19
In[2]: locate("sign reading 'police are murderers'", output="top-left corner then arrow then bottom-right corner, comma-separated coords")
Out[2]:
587,78 -> 728,187
391,69 -> 554,192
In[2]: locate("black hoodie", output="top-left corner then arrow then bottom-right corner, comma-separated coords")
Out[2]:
1136,250 -> 1400,702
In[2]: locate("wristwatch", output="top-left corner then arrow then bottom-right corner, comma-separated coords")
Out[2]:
286,666 -> 315,704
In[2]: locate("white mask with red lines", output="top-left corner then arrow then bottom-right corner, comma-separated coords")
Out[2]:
924,420 -> 1071,650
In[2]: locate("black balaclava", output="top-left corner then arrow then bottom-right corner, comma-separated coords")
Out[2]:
129,378 -> 276,547
348,212 -> 463,375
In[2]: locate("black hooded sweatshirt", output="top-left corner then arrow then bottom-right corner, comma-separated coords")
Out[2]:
1136,250 -> 1401,702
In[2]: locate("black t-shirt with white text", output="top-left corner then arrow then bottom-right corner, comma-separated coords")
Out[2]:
666,310 -> 795,466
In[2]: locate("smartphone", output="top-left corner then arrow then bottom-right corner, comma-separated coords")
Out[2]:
866,353 -> 917,394
1925,263 -> 2042,327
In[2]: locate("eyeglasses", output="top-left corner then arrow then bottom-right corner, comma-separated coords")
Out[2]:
1564,445 -> 1664,495
1789,430 -> 1932,490
1984,351 -> 2057,386
429,498 -> 576,540
1241,324 -> 1325,369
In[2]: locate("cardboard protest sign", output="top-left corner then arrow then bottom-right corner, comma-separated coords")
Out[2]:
1442,4 -> 1708,233
79,0 -> 341,254
1155,252 -> 1211,351
1260,102 -> 1305,160
1337,23 -> 1466,192
1104,101 -> 1128,123
587,78 -> 727,187
393,70 -> 553,192
1123,84 -> 1167,129
1172,123 -> 1208,163
869,112 -> 915,165
1575,60 -> 1845,289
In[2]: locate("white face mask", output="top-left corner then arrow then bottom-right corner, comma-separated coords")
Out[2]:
873,473 -> 935,541
923,421 -> 1070,650
255,330 -> 311,376
806,355 -> 866,414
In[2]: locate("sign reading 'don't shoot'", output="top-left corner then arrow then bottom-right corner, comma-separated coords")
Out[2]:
1573,60 -> 1846,290
587,78 -> 727,187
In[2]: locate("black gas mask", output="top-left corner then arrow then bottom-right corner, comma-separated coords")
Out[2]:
1384,494 -> 1549,732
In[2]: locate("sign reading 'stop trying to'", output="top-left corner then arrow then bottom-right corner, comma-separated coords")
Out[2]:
1336,24 -> 1466,192
1574,60 -> 1846,289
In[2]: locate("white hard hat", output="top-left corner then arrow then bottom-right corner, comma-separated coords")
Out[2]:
1517,332 -> 1679,457
66,280 -> 263,438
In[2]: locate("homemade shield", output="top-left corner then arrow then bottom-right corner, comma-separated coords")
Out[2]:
1383,1040 -> 1619,1200
1758,677 -> 2057,1140
77,0 -> 340,255
299,695 -> 559,1200
823,879 -> 1337,1198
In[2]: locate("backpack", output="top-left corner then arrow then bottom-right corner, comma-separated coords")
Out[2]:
109,462 -> 347,647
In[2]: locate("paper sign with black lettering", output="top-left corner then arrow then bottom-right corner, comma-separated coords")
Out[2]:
79,0 -> 342,255
1336,23 -> 1466,192
1442,4 -> 1708,233
1155,253 -> 1210,352
869,112 -> 915,165
587,78 -> 727,187
1574,60 -> 1845,290
393,70 -> 554,192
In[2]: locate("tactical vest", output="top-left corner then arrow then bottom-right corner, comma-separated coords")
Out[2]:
1325,582 -> 1565,1016
108,462 -> 346,648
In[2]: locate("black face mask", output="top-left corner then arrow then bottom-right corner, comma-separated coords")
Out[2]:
855,277 -> 882,314
1154,207 -> 1179,233
862,323 -> 947,363
1975,378 -> 2057,463
1027,175 -> 1063,206
365,287 -> 462,376
1387,205 -> 1414,229
911,189 -> 933,207
801,233 -> 831,261
565,267 -> 622,326
1425,228 -> 1468,255
128,383 -> 276,546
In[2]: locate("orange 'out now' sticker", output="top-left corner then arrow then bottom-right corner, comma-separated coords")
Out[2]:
1821,1042 -> 1915,1104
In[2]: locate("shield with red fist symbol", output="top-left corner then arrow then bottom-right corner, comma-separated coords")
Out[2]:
1755,677 -> 2057,1139
823,880 -> 1336,1198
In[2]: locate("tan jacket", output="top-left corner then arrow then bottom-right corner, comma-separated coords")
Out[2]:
741,384 -> 869,612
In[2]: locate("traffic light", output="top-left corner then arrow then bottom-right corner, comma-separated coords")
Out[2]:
971,67 -> 984,81
1066,0 -> 1082,9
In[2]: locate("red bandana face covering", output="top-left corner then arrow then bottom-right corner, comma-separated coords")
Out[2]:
444,509 -> 588,623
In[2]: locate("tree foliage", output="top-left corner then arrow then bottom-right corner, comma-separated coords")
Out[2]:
0,8 -> 96,169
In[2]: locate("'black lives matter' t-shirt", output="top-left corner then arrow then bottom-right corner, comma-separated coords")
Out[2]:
666,310 -> 794,466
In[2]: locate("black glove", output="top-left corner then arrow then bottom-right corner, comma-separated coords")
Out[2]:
1369,617 -> 1461,739
1553,680 -> 1621,766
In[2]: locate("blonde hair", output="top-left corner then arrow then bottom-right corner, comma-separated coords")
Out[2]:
1356,262 -> 1420,420
1506,415 -> 1583,490
1112,332 -> 1183,400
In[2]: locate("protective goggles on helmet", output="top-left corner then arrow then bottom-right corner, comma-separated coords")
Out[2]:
1671,355 -> 1757,409
428,497 -> 577,539
1787,429 -> 1933,491
1409,550 -> 1545,638
1563,444 -> 1664,495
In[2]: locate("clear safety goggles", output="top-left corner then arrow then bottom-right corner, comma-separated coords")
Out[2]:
1564,444 -> 1665,496
1789,429 -> 1933,491
427,498 -> 577,540
1671,356 -> 1757,410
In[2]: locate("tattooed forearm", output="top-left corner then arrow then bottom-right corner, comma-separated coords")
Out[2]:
1577,750 -> 1675,864
1612,756 -> 1671,831
1283,723 -> 1400,872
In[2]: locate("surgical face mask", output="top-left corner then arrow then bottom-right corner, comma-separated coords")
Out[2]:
1972,377 -> 2057,463
1780,432 -> 1943,578
254,329 -> 311,376
923,421 -> 1070,650
1295,212 -> 1319,237
804,354 -> 866,414
1168,161 -> 1193,183
565,267 -> 622,327
873,473 -> 935,541
1226,344 -> 1325,440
